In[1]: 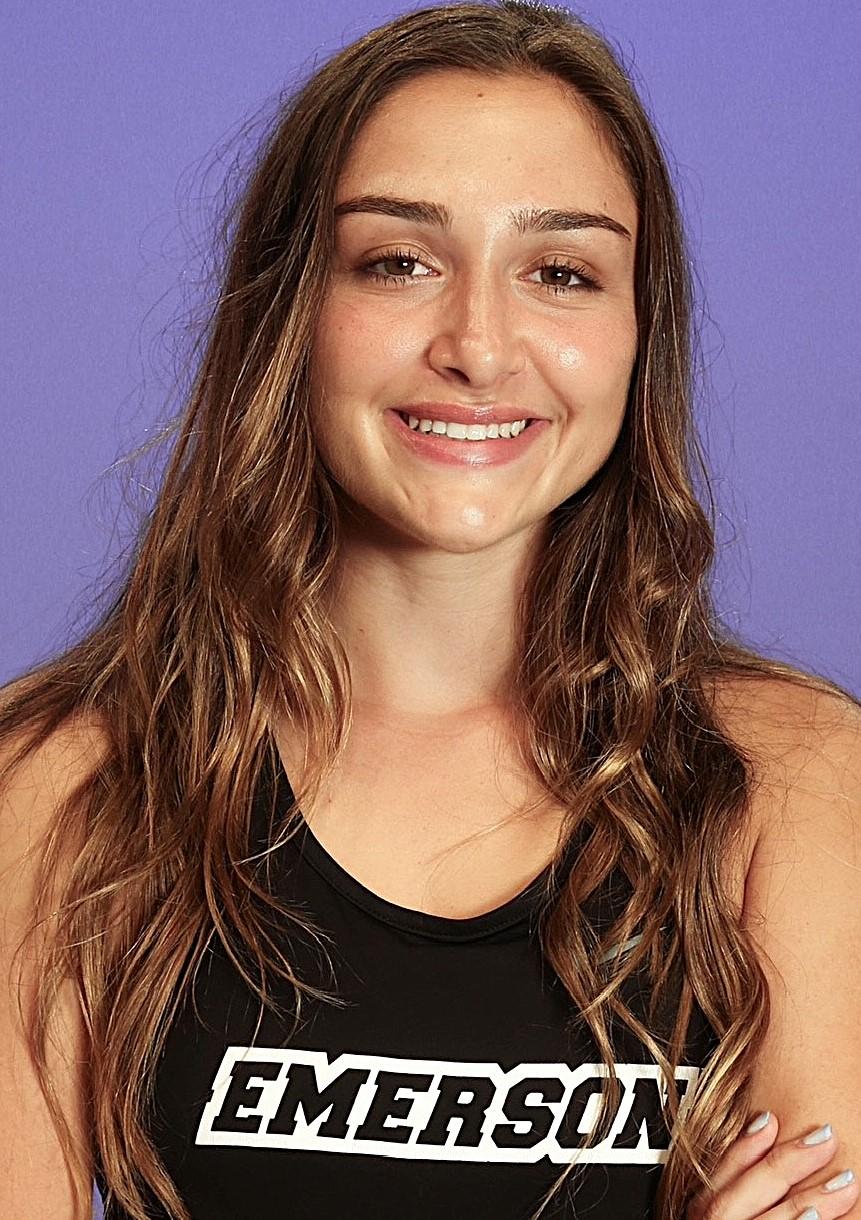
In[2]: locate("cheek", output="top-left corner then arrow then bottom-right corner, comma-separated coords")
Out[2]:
313,297 -> 419,393
556,345 -> 585,370
312,302 -> 367,389
536,314 -> 637,403
309,299 -> 414,484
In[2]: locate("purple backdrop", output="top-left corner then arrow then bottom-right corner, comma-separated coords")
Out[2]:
2,3 -> 859,1215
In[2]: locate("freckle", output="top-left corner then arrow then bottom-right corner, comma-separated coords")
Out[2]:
460,505 -> 485,527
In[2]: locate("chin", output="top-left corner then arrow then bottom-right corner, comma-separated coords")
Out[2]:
338,488 -> 533,553
407,516 -> 525,555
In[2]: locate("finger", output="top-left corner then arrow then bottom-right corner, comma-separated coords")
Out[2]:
709,1111 -> 781,1195
687,1112 -> 781,1218
715,1122 -> 842,1219
760,1164 -> 860,1220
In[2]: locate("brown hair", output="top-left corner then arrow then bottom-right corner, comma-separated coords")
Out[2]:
2,3 -> 857,1217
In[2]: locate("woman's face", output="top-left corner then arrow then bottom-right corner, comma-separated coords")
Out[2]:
310,69 -> 639,554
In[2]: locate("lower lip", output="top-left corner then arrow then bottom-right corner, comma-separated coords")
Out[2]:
385,410 -> 548,467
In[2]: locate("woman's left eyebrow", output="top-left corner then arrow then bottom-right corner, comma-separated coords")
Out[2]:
334,193 -> 632,241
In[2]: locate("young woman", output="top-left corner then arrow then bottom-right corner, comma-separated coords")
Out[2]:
2,3 -> 859,1218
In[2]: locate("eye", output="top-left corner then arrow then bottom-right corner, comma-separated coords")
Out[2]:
359,248 -> 435,284
358,248 -> 602,295
531,257 -> 601,295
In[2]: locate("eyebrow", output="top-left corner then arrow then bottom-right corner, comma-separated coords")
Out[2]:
333,193 -> 632,241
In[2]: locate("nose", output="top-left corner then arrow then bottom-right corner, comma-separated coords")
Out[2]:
426,267 -> 526,387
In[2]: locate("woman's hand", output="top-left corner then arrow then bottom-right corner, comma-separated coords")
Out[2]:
686,1111 -> 859,1219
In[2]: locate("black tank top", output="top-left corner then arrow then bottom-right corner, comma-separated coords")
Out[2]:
96,748 -> 719,1219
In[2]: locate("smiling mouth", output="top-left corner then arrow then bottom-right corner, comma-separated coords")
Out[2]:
396,411 -> 537,441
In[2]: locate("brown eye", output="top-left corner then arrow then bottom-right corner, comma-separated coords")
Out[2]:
530,260 -> 600,294
360,248 -> 434,283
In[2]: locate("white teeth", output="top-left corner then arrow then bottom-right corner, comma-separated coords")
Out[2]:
403,414 -> 529,440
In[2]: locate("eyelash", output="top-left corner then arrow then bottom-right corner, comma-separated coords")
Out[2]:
358,246 -> 601,295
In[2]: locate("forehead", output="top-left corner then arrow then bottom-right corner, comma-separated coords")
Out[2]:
336,70 -> 637,238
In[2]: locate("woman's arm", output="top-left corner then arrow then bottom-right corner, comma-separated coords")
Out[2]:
0,721 -> 102,1220
740,683 -> 861,1212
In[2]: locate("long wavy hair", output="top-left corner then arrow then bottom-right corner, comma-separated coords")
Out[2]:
2,3 -> 858,1217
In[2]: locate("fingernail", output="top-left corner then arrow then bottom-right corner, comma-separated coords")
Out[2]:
801,1123 -> 833,1146
797,1209 -> 820,1219
745,1111 -> 771,1134
824,1169 -> 856,1192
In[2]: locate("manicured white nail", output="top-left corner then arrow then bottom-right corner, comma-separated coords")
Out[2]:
797,1208 -> 820,1220
801,1123 -> 832,1146
745,1111 -> 771,1134
824,1168 -> 856,1192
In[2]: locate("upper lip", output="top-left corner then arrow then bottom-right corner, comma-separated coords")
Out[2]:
395,402 -> 545,425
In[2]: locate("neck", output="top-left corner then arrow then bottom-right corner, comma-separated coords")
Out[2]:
325,512 -> 546,722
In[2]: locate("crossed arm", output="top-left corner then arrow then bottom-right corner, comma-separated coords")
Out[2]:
739,685 -> 861,1213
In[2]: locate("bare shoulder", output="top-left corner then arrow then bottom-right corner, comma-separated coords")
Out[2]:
708,669 -> 860,746
708,671 -> 861,844
0,711 -> 111,890
0,709 -> 110,810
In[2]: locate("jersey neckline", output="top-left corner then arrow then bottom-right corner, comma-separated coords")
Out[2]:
267,742 -> 583,944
